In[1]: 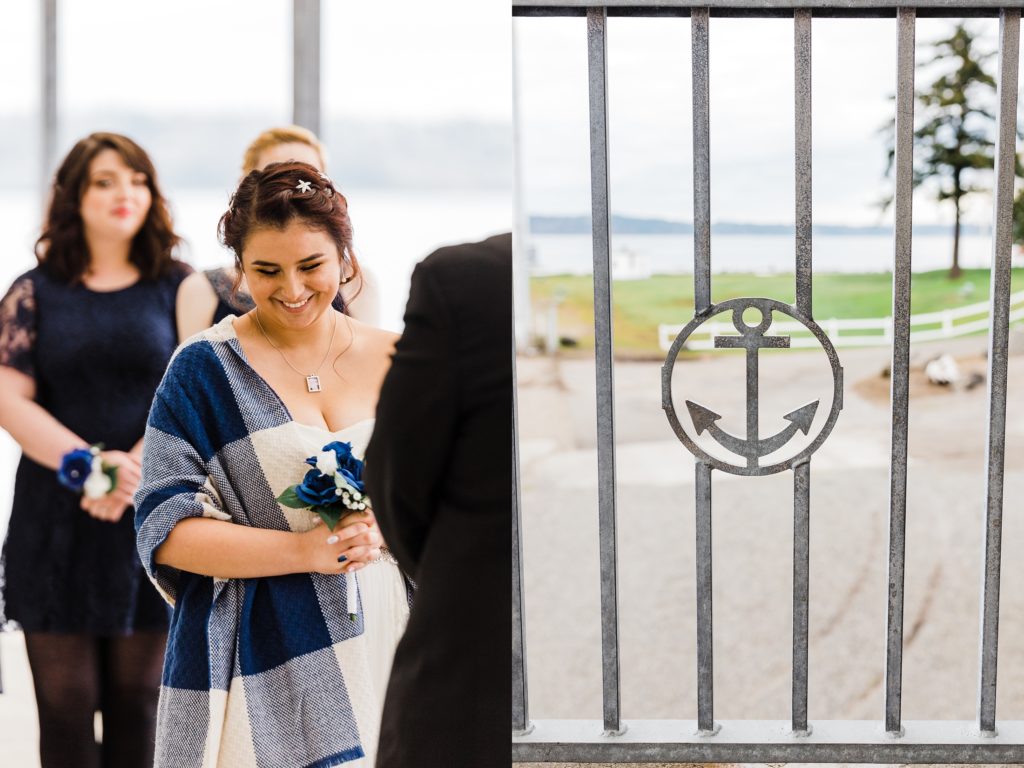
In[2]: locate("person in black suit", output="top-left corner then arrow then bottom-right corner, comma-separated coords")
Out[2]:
365,233 -> 511,768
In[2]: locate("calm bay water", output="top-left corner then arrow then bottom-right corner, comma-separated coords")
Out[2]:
528,231 -> 1008,276
0,187 -> 509,538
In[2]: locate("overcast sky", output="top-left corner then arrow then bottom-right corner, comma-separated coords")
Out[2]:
1,5 -> 1019,227
515,15 -> 1018,226
0,0 -> 511,121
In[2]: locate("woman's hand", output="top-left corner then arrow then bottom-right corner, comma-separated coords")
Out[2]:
100,450 -> 142,496
79,450 -> 142,523
80,495 -> 131,523
336,509 -> 384,569
300,511 -> 383,575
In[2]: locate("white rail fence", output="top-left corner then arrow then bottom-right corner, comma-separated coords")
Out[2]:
658,290 -> 1024,352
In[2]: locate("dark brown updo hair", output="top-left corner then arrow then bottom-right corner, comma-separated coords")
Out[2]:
36,132 -> 183,282
218,161 -> 360,288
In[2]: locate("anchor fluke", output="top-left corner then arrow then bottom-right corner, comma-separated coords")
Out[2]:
685,400 -> 722,435
783,401 -> 819,435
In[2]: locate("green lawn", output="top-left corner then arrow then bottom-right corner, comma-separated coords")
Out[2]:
529,268 -> 1024,356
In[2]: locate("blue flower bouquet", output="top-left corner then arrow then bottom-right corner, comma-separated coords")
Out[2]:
277,440 -> 371,619
277,440 -> 369,528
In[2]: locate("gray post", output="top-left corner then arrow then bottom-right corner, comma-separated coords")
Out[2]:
978,7 -> 1020,736
293,0 -> 321,135
691,8 -> 711,314
513,21 -> 533,351
884,7 -> 915,736
41,0 -> 58,198
586,7 -> 623,736
512,308 -> 531,734
792,9 -> 813,735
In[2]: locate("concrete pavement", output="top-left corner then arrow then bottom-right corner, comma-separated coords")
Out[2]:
514,334 -> 1024,764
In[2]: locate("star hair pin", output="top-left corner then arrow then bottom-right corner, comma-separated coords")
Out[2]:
296,179 -> 313,193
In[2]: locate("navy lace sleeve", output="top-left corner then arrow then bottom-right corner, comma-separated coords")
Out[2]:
0,276 -> 36,379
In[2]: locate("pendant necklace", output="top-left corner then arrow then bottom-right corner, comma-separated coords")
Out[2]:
254,309 -> 338,393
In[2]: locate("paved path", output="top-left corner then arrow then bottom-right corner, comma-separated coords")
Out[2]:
515,335 -> 1024,738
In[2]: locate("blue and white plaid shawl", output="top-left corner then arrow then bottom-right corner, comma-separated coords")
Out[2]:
136,319 -> 394,768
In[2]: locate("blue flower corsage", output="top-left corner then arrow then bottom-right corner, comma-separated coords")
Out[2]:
57,445 -> 118,499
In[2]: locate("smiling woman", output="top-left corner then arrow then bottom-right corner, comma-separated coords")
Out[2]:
134,161 -> 410,768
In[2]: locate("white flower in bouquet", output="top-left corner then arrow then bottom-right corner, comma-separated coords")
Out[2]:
83,457 -> 113,499
315,450 -> 339,476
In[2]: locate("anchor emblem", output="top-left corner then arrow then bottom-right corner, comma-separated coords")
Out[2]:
685,305 -> 818,469
662,297 -> 844,477
686,399 -> 817,464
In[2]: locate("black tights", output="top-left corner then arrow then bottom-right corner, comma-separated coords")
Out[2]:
24,631 -> 167,768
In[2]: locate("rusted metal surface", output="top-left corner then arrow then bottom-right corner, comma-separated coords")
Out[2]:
512,337 -> 530,735
883,7 -> 915,736
586,6 -> 624,736
692,8 -> 711,314
794,9 -> 812,317
514,720 -> 1024,762
978,6 -> 1020,737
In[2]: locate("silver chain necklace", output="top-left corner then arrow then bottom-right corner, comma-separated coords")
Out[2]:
253,309 -> 338,393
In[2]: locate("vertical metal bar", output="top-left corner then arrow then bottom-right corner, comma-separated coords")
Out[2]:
512,20 -> 533,351
793,460 -> 811,733
292,0 -> 321,135
41,0 -> 57,197
512,329 -> 530,734
792,10 -> 813,735
884,7 -> 915,736
692,8 -> 711,313
511,19 -> 529,727
794,9 -> 812,317
586,6 -> 622,736
692,8 -> 714,734
695,461 -> 716,734
978,7 -> 1020,736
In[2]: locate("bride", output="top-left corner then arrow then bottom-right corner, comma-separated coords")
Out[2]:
135,161 -> 410,767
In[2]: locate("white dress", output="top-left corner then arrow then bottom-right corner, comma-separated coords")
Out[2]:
291,419 -> 410,766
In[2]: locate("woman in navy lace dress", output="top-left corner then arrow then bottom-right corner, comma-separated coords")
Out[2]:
0,133 -> 190,768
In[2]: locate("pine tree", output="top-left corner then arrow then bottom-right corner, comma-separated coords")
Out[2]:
883,24 -> 996,279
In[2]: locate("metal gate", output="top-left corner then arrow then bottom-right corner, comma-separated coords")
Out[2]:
512,1 -> 1024,761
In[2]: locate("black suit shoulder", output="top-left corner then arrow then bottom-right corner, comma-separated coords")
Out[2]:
416,233 -> 511,315
412,233 -> 511,368
419,232 -> 511,274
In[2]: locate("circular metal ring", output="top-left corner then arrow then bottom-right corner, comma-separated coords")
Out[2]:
661,297 -> 844,477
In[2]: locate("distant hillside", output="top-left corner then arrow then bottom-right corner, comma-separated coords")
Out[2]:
0,112 -> 511,192
530,214 -> 989,237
